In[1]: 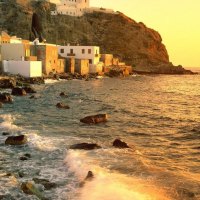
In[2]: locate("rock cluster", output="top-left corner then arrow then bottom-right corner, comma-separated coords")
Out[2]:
80,114 -> 107,124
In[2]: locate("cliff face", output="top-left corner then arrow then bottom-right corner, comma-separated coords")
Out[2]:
0,0 -> 191,74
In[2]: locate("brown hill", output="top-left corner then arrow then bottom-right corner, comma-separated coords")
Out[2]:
0,0 -> 193,74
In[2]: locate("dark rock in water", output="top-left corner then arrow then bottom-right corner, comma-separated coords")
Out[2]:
0,93 -> 13,103
0,102 -> 3,108
24,153 -> 31,158
56,103 -> 70,109
21,182 -> 33,195
60,92 -> 67,97
2,132 -> 10,136
113,139 -> 130,148
85,171 -> 94,180
70,143 -> 101,150
30,95 -> 36,99
20,156 -> 29,161
33,178 -> 57,190
23,86 -> 36,94
21,181 -> 46,199
80,114 -> 107,124
5,135 -> 28,145
0,78 -> 16,89
11,87 -> 27,96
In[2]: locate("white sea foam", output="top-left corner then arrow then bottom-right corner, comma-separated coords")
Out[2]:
65,150 -> 172,200
0,114 -> 21,132
44,79 -> 60,84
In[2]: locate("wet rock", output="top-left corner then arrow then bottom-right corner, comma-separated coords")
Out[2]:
113,139 -> 130,148
30,95 -> 36,99
24,153 -> 31,158
70,143 -> 101,150
0,102 -> 2,108
80,114 -> 108,124
2,132 -> 10,136
11,87 -> 27,96
0,77 -> 16,89
60,92 -> 67,97
20,156 -> 29,161
85,171 -> 94,180
5,135 -> 28,145
0,93 -> 13,103
33,178 -> 57,190
23,86 -> 36,94
56,103 -> 70,109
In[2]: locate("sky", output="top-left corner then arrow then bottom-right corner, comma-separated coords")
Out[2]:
52,0 -> 200,67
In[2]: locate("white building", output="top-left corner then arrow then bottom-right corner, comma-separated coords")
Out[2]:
3,60 -> 42,78
58,45 -> 103,73
51,0 -> 90,16
58,45 -> 100,65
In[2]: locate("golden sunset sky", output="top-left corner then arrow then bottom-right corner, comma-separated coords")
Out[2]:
91,0 -> 200,68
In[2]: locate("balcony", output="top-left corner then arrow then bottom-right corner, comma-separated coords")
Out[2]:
67,53 -> 76,57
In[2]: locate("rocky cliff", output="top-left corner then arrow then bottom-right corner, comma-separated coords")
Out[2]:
0,0 -> 192,74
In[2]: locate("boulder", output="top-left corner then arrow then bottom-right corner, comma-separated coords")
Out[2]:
33,178 -> 56,190
11,87 -> 27,96
21,182 -> 45,199
20,156 -> 29,161
5,135 -> 28,145
60,92 -> 67,97
0,93 -> 13,103
56,103 -> 70,109
113,139 -> 130,148
0,78 -> 16,89
80,114 -> 107,124
70,143 -> 101,150
23,86 -> 36,94
2,132 -> 10,136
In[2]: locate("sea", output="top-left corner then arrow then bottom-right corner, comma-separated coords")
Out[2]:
0,74 -> 200,200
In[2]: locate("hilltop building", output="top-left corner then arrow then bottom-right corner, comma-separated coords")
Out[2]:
50,0 -> 115,16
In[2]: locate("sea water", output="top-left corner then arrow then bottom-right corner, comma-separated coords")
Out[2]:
0,75 -> 200,200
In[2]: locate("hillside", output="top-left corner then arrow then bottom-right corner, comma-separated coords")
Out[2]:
0,0 -> 192,74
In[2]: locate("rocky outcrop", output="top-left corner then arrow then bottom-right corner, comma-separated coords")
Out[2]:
0,0 -> 192,74
0,77 -> 16,88
0,93 -> 13,103
33,178 -> 56,190
5,135 -> 28,145
113,139 -> 130,148
70,143 -> 101,150
11,87 -> 27,96
80,114 -> 107,124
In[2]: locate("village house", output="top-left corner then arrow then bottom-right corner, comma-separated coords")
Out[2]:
0,32 -> 42,77
58,45 -> 103,74
31,41 -> 65,75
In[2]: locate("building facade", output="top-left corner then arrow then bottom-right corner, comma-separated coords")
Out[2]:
58,45 -> 100,65
51,0 -> 90,16
31,43 -> 65,75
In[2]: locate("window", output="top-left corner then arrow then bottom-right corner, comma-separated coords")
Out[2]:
89,59 -> 92,64
82,49 -> 85,54
60,49 -> 64,53
88,49 -> 91,54
70,49 -> 74,54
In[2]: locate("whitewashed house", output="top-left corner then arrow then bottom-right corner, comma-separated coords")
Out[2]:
51,0 -> 90,16
58,45 -> 103,73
